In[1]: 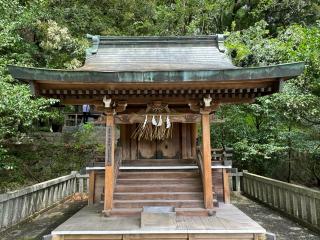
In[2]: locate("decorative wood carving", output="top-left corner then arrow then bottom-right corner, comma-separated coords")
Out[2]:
188,102 -> 200,112
146,101 -> 170,113
115,101 -> 127,113
103,96 -> 112,108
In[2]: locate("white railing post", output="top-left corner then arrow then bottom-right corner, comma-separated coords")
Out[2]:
242,171 -> 320,232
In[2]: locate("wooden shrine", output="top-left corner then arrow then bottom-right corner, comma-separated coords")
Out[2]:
9,35 -> 304,239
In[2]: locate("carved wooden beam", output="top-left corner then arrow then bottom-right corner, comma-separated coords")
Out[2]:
188,102 -> 201,112
115,101 -> 127,113
114,113 -> 223,124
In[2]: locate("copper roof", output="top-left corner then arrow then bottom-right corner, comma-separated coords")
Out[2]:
81,35 -> 237,72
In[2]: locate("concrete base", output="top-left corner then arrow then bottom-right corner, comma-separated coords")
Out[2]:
266,232 -> 276,240
141,206 -> 176,229
42,235 -> 52,240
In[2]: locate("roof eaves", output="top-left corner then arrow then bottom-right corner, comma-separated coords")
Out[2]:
8,62 -> 305,83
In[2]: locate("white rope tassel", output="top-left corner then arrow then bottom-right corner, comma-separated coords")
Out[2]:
152,115 -> 157,126
157,115 -> 163,126
166,115 -> 171,129
143,115 -> 148,129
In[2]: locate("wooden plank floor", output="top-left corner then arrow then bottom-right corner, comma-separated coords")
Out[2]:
51,203 -> 266,239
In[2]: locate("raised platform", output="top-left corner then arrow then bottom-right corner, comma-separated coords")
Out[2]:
51,203 -> 266,240
86,159 -> 231,171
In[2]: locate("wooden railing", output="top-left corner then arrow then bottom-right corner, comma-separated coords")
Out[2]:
243,172 -> 320,232
230,168 -> 243,192
195,147 -> 204,184
0,172 -> 88,231
64,113 -> 102,127
114,147 -> 122,186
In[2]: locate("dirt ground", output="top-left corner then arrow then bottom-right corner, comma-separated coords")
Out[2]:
232,193 -> 320,240
0,199 -> 86,240
1,194 -> 319,240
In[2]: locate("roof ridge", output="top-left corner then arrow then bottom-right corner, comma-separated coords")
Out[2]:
88,35 -> 220,40
85,34 -> 227,57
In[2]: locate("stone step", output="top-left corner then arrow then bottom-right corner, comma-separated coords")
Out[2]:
113,199 -> 204,208
113,192 -> 204,200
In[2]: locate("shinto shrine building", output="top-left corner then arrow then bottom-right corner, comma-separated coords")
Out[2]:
9,35 -> 304,240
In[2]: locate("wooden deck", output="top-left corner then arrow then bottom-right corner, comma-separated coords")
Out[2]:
51,203 -> 266,240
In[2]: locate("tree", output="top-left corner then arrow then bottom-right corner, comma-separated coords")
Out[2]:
222,21 -> 320,184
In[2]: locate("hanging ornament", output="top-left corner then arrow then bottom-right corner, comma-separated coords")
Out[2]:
152,115 -> 157,126
157,115 -> 163,126
143,115 -> 148,129
131,104 -> 174,141
166,115 -> 171,129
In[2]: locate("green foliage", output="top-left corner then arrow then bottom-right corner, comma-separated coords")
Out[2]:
220,21 -> 320,184
0,0 -> 320,189
0,0 -> 87,168
72,122 -> 105,154
37,20 -> 88,69
0,123 -> 107,193
0,81 -> 56,139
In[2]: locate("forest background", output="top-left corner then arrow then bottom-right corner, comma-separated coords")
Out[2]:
0,0 -> 319,192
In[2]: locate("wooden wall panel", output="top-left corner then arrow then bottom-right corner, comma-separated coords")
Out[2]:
181,123 -> 197,160
138,140 -> 157,159
157,124 -> 181,159
119,123 -> 196,160
213,169 -> 224,202
94,173 -> 104,203
186,124 -> 191,158
181,123 -> 188,159
190,123 -> 197,158
120,125 -> 131,161
130,124 -> 138,160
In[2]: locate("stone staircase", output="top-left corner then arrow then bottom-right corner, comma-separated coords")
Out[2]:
111,168 -> 217,216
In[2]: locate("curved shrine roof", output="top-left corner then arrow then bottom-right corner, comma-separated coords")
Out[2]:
8,35 -> 304,83
81,35 -> 236,72
7,35 -> 304,105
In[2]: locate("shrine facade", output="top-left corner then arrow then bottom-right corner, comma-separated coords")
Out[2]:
9,35 -> 304,240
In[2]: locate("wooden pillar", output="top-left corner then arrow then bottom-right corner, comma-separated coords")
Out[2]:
201,110 -> 214,209
103,112 -> 115,215
223,169 -> 230,203
88,171 -> 95,205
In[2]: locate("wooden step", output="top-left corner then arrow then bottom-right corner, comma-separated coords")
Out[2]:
113,192 -> 204,200
111,208 -> 141,217
109,169 -> 218,217
117,178 -> 201,185
102,192 -> 216,201
175,208 -> 210,216
110,208 -> 213,217
122,159 -> 196,166
113,199 -> 204,208
115,184 -> 202,192
118,171 -> 200,179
